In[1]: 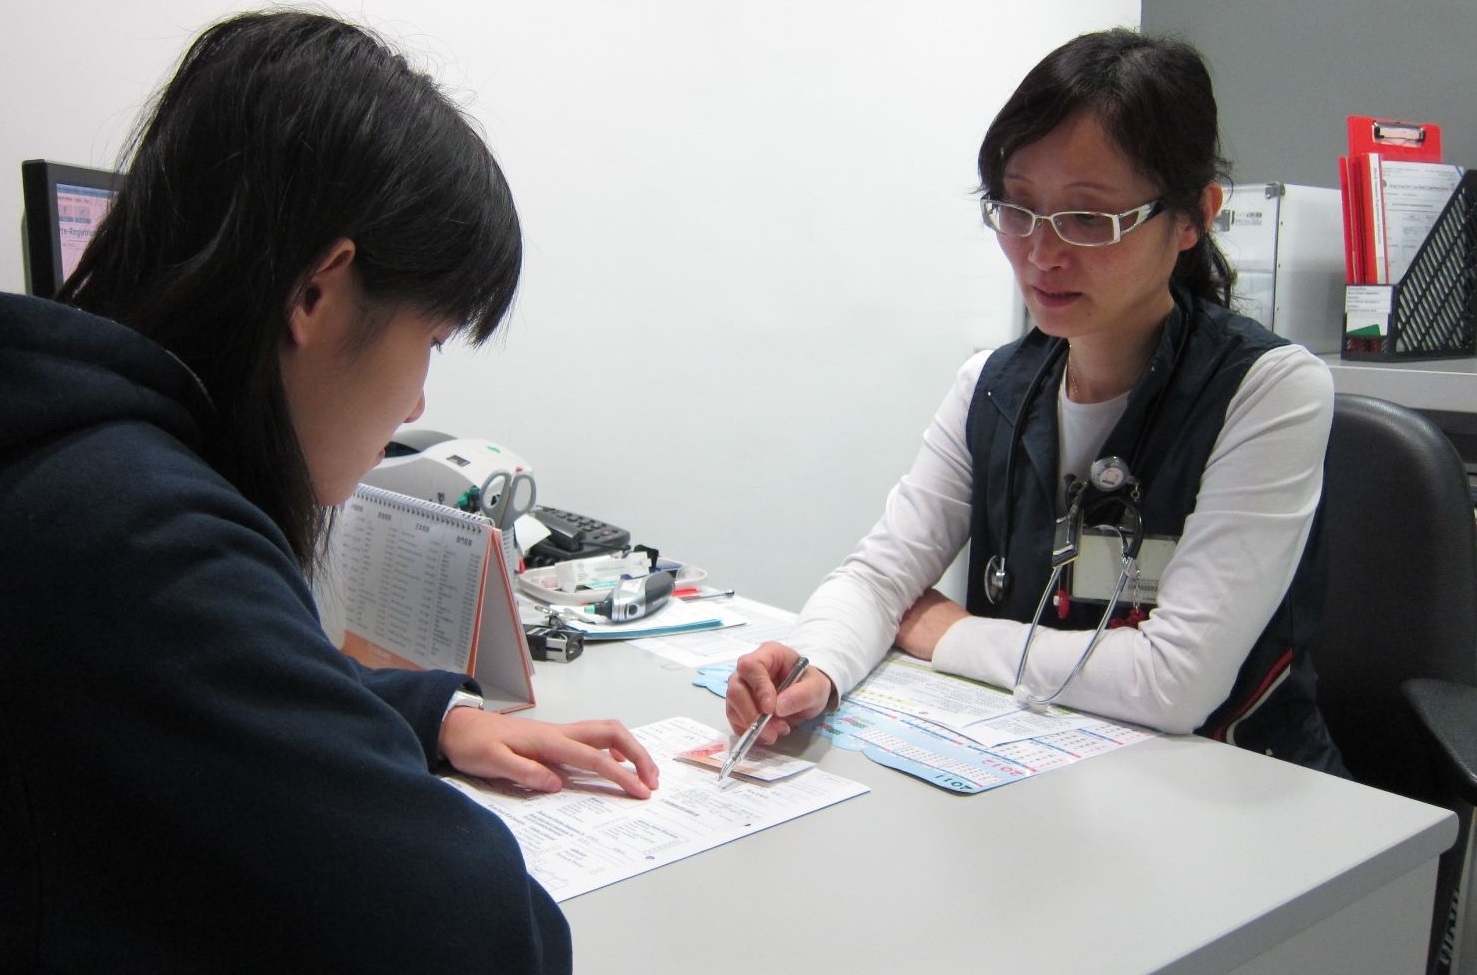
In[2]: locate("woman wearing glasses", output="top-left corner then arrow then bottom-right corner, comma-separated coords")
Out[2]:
726,28 -> 1347,775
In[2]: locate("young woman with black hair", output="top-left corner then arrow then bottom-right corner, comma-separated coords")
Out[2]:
0,11 -> 656,971
726,28 -> 1348,776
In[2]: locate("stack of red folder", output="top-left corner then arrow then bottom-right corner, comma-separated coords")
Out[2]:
1340,115 -> 1445,285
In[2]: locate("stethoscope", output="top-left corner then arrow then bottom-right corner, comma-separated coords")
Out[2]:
982,339 -> 1153,712
1011,465 -> 1144,711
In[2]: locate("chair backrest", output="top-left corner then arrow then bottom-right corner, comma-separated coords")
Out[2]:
1308,394 -> 1477,802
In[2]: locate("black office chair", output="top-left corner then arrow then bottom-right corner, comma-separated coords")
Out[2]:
1305,393 -> 1477,975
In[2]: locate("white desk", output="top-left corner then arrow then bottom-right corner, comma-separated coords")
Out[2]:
521,639 -> 1457,975
1319,352 -> 1477,414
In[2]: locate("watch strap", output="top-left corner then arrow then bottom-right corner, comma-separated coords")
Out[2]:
442,688 -> 485,721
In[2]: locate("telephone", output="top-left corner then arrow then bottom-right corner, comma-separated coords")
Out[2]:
526,506 -> 632,567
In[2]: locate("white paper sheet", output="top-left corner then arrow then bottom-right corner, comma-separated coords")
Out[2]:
845,654 -> 1106,747
629,596 -> 797,666
443,715 -> 867,901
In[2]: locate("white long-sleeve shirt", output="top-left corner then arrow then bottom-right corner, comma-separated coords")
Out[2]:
788,343 -> 1333,735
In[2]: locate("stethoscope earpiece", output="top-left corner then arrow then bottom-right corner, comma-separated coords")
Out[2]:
1012,683 -> 1048,713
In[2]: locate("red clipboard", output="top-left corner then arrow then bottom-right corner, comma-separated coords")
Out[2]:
1338,156 -> 1361,283
1347,116 -> 1444,164
1341,117 -> 1445,283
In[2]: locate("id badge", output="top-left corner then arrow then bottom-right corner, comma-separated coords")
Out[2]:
1070,528 -> 1177,605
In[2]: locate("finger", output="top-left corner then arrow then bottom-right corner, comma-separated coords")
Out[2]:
732,656 -> 776,714
741,672 -> 829,748
727,645 -> 786,727
759,717 -> 792,745
556,722 -> 660,796
725,695 -> 754,736
725,671 -> 762,730
735,643 -> 795,713
609,736 -> 660,791
563,720 -> 659,779
494,751 -> 565,794
607,745 -> 659,789
775,669 -> 831,722
547,738 -> 654,799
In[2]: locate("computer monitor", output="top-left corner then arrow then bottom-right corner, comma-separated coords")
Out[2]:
21,159 -> 120,299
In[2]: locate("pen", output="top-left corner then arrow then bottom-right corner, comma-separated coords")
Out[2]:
677,588 -> 736,601
717,656 -> 809,783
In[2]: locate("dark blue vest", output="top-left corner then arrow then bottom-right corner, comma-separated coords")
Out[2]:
964,287 -> 1346,774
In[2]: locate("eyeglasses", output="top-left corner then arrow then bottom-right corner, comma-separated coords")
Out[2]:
980,198 -> 1166,247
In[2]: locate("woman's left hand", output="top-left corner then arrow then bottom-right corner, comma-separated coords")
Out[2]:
895,588 -> 970,660
439,709 -> 660,799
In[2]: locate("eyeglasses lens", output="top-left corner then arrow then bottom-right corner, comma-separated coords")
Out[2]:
983,200 -> 1141,247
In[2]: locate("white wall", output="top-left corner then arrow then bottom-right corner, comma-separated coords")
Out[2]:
2,1 -> 1138,611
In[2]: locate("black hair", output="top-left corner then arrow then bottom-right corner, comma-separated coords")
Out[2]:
61,10 -> 522,573
977,28 -> 1234,306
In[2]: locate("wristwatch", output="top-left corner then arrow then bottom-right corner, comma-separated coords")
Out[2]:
442,688 -> 485,721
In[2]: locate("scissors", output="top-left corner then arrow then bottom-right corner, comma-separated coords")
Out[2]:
480,468 -> 537,530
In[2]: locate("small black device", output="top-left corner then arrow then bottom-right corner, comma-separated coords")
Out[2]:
527,506 -> 632,565
524,621 -> 584,663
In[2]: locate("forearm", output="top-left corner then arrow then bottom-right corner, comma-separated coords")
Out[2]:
358,661 -> 478,767
932,616 -> 1246,734
791,354 -> 984,695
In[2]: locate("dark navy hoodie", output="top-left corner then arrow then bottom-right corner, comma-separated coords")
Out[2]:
0,293 -> 570,973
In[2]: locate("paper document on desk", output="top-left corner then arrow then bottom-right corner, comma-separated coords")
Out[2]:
630,596 -> 797,666
444,716 -> 867,901
556,598 -> 745,641
822,698 -> 1152,794
692,655 -> 1154,794
844,655 -> 1105,747
829,656 -> 1154,793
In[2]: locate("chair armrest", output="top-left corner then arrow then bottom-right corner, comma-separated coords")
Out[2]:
1403,677 -> 1477,805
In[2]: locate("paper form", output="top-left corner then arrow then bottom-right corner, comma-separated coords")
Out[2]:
822,698 -> 1151,793
629,596 -> 798,666
692,655 -> 1154,794
830,655 -> 1107,747
1379,161 -> 1464,284
444,716 -> 867,901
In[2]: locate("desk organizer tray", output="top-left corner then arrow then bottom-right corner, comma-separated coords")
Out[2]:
1343,169 -> 1477,361
518,562 -> 708,606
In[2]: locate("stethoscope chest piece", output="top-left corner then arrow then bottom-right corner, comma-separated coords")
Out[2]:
984,554 -> 1008,604
1089,455 -> 1135,493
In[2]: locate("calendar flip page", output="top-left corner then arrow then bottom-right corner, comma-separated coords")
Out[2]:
335,485 -> 535,712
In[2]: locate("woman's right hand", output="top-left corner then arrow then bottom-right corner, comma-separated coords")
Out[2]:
725,641 -> 833,744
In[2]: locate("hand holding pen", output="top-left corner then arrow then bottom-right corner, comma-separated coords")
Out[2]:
719,656 -> 810,782
725,642 -> 834,742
